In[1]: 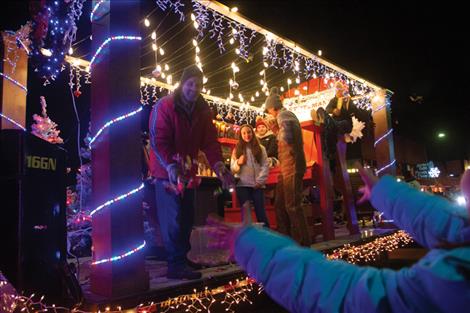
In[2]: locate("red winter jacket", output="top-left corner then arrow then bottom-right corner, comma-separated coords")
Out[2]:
149,92 -> 222,180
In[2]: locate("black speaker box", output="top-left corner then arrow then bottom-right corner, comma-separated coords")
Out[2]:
0,129 -> 80,303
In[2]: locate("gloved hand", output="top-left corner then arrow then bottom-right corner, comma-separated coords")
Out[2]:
206,200 -> 252,261
213,161 -> 235,190
166,163 -> 181,185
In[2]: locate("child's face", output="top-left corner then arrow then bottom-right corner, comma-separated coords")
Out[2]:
256,125 -> 268,136
241,126 -> 253,143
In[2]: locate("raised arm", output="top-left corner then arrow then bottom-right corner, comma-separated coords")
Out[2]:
235,226 -> 427,313
370,176 -> 468,247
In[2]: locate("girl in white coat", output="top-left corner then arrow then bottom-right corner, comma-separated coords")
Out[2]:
231,124 -> 270,227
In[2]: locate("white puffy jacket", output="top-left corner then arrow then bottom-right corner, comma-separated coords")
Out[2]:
230,146 -> 269,187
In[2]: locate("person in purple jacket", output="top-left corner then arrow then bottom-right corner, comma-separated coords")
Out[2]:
207,167 -> 470,312
149,64 -> 234,280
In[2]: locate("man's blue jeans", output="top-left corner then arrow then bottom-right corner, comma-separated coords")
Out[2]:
236,186 -> 270,228
155,179 -> 194,270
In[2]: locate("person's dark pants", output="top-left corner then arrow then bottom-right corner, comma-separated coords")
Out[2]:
274,172 -> 310,245
236,186 -> 270,228
155,179 -> 194,271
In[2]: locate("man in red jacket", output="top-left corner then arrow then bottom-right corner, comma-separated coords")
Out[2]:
149,65 -> 234,279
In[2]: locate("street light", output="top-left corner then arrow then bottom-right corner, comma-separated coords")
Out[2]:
438,132 -> 446,138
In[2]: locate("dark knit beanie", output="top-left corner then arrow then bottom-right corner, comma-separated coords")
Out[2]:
264,87 -> 283,112
180,64 -> 203,84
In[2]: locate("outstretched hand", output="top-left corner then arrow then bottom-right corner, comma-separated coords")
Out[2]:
214,162 -> 236,190
206,201 -> 252,261
357,164 -> 379,205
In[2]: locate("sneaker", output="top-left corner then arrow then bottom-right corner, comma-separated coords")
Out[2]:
167,266 -> 202,280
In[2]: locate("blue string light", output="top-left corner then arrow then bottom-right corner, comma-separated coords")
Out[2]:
376,159 -> 396,175
88,106 -> 143,148
89,183 -> 144,217
88,183 -> 145,265
92,240 -> 146,265
29,1 -> 77,80
0,71 -> 27,131
373,103 -> 387,113
87,35 -> 143,267
374,129 -> 393,147
0,113 -> 27,131
0,72 -> 28,93
90,0 -> 106,21
89,36 -> 142,70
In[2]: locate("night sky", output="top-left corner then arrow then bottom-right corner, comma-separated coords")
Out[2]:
1,0 -> 469,166
217,0 -> 469,161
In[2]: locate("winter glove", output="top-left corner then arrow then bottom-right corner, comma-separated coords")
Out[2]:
213,161 -> 235,190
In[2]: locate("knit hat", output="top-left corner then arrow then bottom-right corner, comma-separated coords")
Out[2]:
180,64 -> 203,84
264,87 -> 283,112
255,118 -> 267,129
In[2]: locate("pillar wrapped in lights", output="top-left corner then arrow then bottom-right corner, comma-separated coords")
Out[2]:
372,90 -> 396,176
90,0 -> 148,297
1,32 -> 28,131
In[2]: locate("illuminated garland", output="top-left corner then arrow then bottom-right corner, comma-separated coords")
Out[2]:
138,81 -> 262,125
188,0 -> 375,100
29,0 -> 84,80
373,102 -> 388,113
376,159 -> 396,176
1,230 -> 413,311
156,0 -> 186,22
90,0 -> 107,21
0,113 -> 27,131
92,240 -> 146,265
88,106 -> 143,148
89,36 -> 142,70
326,230 -> 413,264
85,34 -> 145,266
0,72 -> 28,92
374,128 -> 393,147
0,275 -> 259,313
372,93 -> 396,174
2,25 -> 32,73
87,178 -> 144,265
89,183 -> 144,217
67,62 -> 262,126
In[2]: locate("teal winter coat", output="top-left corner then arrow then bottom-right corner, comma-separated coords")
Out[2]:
234,176 -> 470,312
